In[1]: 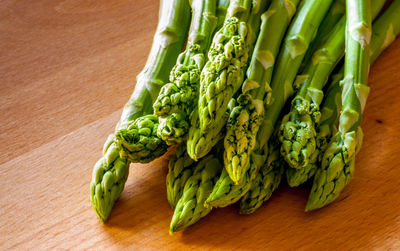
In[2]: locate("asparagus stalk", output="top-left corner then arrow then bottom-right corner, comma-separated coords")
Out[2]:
166,144 -> 196,209
239,129 -> 285,214
170,152 -> 223,233
280,0 -> 385,174
187,0 -> 268,160
153,0 -> 219,145
300,0 -> 345,71
306,0 -> 400,211
306,0 -> 372,211
90,0 -> 191,222
223,0 -> 301,185
216,0 -> 231,28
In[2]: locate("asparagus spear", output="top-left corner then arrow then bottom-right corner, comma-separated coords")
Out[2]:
166,144 -> 196,209
223,0 -> 301,185
285,71 -> 342,187
306,0 -> 400,211
187,0 -> 268,160
170,154 -> 223,233
300,0 -> 345,71
153,0 -> 219,146
239,129 -> 285,214
281,0 -> 385,174
90,0 -> 191,222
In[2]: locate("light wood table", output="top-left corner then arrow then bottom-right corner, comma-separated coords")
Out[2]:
1,0 -> 400,249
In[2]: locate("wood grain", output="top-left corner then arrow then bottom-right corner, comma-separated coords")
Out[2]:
1,0 -> 400,249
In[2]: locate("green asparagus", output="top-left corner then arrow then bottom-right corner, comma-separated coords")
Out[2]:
166,144 -> 196,209
306,0 -> 400,211
301,0 -> 345,71
224,0 -> 300,185
240,129 -> 285,214
287,73 -> 343,188
187,0 -> 268,160
306,0 -> 371,211
153,0 -> 219,145
90,0 -> 191,222
115,115 -> 168,163
170,154 -> 223,233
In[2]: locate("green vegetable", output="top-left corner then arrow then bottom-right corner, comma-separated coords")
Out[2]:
301,0 -> 345,71
205,147 -> 266,208
90,0 -> 191,222
187,0 -> 267,160
170,154 -> 223,233
280,0 -> 385,173
305,0 -> 371,211
240,130 -> 285,214
115,115 -> 168,163
153,0 -> 219,145
306,0 -> 400,211
166,144 -> 196,209
223,0 -> 300,184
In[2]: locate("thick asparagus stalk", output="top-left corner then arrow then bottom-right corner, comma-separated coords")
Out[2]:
187,0 -> 268,160
300,0 -> 345,71
306,0 -> 400,211
90,0 -> 191,222
153,0 -> 219,145
166,144 -> 196,209
170,153 -> 223,233
280,0 -> 385,173
223,0 -> 301,185
239,130 -> 285,214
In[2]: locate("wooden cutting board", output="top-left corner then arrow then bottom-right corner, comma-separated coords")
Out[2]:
1,0 -> 400,249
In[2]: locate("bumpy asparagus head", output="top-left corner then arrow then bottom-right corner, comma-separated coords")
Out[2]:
205,148 -> 266,208
90,140 -> 130,222
166,144 -> 196,209
152,0 -> 220,145
279,91 -> 322,169
187,103 -> 226,161
306,0 -> 372,211
240,135 -> 285,214
224,93 -> 263,184
115,115 -> 168,163
187,15 -> 250,160
153,44 -> 203,119
157,113 -> 190,146
170,155 -> 222,233
198,15 -> 250,132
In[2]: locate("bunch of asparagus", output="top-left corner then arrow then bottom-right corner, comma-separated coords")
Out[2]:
90,0 -> 400,232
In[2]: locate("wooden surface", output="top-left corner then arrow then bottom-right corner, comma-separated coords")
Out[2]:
1,0 -> 400,250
